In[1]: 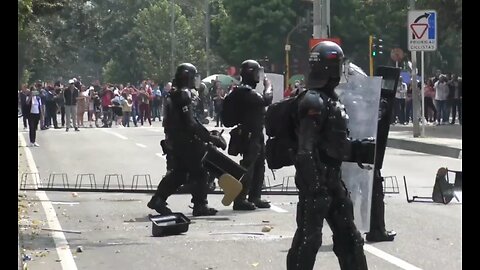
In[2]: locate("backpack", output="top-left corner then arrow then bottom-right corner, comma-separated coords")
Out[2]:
221,87 -> 240,127
264,92 -> 304,170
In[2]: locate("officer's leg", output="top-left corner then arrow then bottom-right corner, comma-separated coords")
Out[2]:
147,153 -> 187,215
234,142 -> 258,210
184,143 -> 217,216
248,143 -> 270,208
189,166 -> 217,216
287,190 -> 329,270
326,181 -> 368,270
367,170 -> 395,242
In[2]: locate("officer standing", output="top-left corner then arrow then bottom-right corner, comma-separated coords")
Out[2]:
221,59 -> 272,210
147,63 -> 226,216
286,41 -> 368,270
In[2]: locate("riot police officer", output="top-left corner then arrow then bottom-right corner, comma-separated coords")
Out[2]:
286,41 -> 368,270
221,59 -> 272,210
147,63 -> 226,216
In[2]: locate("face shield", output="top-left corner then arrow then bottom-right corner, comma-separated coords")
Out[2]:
255,66 -> 265,83
194,74 -> 201,89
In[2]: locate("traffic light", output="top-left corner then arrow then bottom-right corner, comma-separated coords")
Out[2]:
308,9 -> 313,26
291,57 -> 300,75
371,36 -> 384,57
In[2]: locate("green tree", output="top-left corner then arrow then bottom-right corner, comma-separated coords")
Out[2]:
131,0 -> 197,84
218,0 -> 297,69
18,0 -> 66,87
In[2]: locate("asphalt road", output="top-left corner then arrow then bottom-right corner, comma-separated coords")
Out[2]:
18,119 -> 461,270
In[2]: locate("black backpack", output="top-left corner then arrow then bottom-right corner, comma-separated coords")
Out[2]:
264,92 -> 304,170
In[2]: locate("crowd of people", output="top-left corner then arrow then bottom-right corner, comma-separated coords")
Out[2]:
393,72 -> 462,126
17,76 -> 240,145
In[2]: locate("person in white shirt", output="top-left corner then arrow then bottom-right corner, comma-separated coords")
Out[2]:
434,75 -> 450,125
394,76 -> 407,124
26,89 -> 42,147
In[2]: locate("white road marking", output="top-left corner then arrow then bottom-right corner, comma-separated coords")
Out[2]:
364,244 -> 423,270
146,128 -> 161,132
19,133 -> 78,270
100,129 -> 128,140
156,153 -> 166,159
270,205 -> 288,213
51,202 -> 80,205
135,143 -> 147,148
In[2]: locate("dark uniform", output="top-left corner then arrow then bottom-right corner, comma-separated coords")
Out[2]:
221,60 -> 272,210
287,41 -> 368,270
147,63 -> 226,217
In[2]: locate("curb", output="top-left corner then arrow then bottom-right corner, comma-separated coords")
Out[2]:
387,138 -> 462,159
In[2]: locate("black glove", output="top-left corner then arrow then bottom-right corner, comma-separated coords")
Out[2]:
351,137 -> 376,168
210,130 -> 227,150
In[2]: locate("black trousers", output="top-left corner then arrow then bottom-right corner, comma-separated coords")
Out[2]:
287,169 -> 367,270
27,113 -> 40,143
238,135 -> 265,201
45,102 -> 58,128
60,106 -> 65,126
369,170 -> 386,233
153,140 -> 209,206
450,98 -> 461,124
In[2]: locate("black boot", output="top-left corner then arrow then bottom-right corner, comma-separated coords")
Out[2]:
248,198 -> 271,208
365,230 -> 396,242
147,196 -> 172,215
192,205 -> 218,216
233,199 -> 256,210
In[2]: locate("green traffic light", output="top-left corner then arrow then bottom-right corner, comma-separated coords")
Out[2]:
372,51 -> 376,57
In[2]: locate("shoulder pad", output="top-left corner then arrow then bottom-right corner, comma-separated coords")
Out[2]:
171,88 -> 192,107
298,90 -> 326,116
236,84 -> 252,91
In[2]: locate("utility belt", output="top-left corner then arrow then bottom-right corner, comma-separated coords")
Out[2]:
227,125 -> 261,156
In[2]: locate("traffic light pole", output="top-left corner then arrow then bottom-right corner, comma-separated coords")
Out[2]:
285,22 -> 304,89
369,35 -> 374,77
410,0 -> 421,137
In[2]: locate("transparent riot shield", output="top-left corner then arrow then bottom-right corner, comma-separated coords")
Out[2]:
335,63 -> 382,232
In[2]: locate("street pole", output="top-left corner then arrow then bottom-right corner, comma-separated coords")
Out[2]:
285,22 -> 304,90
170,0 -> 175,77
285,44 -> 290,90
421,51 -> 425,136
369,35 -> 374,77
313,0 -> 329,38
205,0 -> 210,77
410,0 -> 421,137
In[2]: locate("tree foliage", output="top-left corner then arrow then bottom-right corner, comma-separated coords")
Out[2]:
218,0 -> 296,67
18,0 -> 462,88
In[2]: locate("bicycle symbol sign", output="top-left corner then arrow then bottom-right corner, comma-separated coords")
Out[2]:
408,10 -> 437,51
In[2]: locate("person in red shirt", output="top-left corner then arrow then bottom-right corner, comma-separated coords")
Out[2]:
424,78 -> 437,123
284,84 -> 293,98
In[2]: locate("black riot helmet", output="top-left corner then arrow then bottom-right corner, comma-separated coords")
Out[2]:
198,82 -> 207,95
240,59 -> 264,88
306,41 -> 344,90
174,63 -> 199,89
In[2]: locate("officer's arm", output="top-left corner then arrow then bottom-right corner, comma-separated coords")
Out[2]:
294,92 -> 328,193
262,79 -> 273,106
176,90 -> 226,149
176,89 -> 211,141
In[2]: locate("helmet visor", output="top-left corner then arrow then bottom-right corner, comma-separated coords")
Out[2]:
255,66 -> 265,83
194,74 -> 201,89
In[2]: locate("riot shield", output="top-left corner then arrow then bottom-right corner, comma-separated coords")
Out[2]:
335,63 -> 382,232
254,73 -> 284,103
